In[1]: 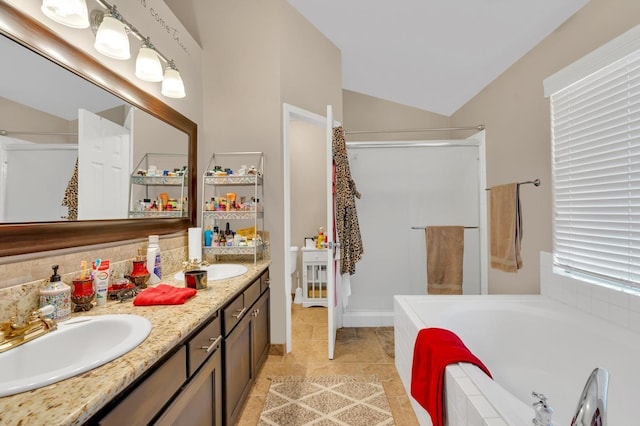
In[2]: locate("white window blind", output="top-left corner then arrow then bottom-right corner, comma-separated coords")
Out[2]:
551,48 -> 640,288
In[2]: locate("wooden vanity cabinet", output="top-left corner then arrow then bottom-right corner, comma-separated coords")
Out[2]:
223,270 -> 271,426
98,346 -> 187,426
154,313 -> 223,426
96,314 -> 223,426
92,267 -> 270,426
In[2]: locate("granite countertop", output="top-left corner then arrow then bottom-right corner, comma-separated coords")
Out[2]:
0,260 -> 270,426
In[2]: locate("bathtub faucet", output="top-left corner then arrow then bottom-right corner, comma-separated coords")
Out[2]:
531,392 -> 553,426
571,367 -> 609,426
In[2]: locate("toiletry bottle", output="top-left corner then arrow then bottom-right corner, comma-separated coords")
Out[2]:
213,226 -> 219,246
316,227 -> 325,249
146,235 -> 162,284
93,259 -> 110,306
39,265 -> 71,321
204,227 -> 213,247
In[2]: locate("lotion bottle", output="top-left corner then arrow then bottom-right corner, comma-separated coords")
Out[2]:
39,265 -> 71,321
146,235 -> 162,284
316,227 -> 325,249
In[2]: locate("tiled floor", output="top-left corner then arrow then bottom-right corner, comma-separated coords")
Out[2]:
236,303 -> 419,425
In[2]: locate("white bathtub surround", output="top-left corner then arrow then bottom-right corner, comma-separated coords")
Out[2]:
540,251 -> 640,334
395,293 -> 640,425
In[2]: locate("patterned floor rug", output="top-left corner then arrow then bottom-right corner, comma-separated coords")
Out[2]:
258,375 -> 395,426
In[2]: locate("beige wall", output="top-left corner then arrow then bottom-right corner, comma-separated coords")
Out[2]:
290,120 -> 327,277
343,90 -> 452,141
194,0 -> 342,345
0,96 -> 74,144
451,0 -> 640,293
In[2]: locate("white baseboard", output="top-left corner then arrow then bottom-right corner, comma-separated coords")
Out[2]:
342,310 -> 394,327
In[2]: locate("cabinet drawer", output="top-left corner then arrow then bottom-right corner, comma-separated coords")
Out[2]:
99,346 -> 187,426
303,249 -> 327,263
188,313 -> 221,376
244,278 -> 261,310
223,294 -> 245,336
260,269 -> 270,293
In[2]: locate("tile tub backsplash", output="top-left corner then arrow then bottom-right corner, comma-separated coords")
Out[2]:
0,234 -> 188,323
540,251 -> 640,335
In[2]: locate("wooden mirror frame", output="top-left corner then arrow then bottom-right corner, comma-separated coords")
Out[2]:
0,3 -> 197,257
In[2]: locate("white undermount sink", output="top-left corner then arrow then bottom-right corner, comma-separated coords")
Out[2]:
0,314 -> 151,397
174,263 -> 248,282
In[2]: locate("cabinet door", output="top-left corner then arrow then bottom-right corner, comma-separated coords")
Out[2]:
99,347 -> 187,426
154,347 -> 222,426
223,311 -> 253,426
252,289 -> 270,373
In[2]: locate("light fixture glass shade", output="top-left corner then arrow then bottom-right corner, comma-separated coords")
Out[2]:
94,15 -> 130,60
162,68 -> 186,98
41,0 -> 89,28
135,47 -> 163,82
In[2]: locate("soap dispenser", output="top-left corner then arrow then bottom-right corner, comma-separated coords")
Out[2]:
40,265 -> 71,321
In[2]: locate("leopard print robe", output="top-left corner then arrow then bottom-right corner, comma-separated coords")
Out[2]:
62,158 -> 78,220
333,126 -> 363,275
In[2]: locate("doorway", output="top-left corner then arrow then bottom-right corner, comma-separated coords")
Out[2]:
283,104 -> 328,354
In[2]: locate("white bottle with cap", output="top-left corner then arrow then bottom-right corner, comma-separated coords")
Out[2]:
146,235 -> 162,284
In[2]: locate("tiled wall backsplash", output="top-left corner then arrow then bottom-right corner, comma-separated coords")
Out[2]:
0,234 -> 188,323
540,251 -> 640,335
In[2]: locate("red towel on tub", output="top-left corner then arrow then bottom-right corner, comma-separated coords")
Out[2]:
411,327 -> 492,426
133,284 -> 197,306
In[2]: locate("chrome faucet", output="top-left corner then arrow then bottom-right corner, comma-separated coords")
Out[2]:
571,368 -> 609,426
0,305 -> 58,353
532,391 -> 553,426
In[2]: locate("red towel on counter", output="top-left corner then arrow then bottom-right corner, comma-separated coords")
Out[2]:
133,284 -> 197,306
411,327 -> 492,426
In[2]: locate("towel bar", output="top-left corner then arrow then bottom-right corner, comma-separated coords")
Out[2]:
485,179 -> 540,190
411,226 -> 478,230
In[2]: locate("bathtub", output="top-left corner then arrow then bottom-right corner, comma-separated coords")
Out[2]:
394,294 -> 640,425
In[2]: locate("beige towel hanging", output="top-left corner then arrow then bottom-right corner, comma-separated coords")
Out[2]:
426,226 -> 464,294
490,183 -> 523,272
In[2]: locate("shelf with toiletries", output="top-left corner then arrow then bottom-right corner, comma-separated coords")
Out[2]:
201,152 -> 265,264
129,153 -> 188,218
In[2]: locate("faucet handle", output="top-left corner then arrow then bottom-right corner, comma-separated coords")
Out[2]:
37,305 -> 55,318
532,391 -> 553,426
532,391 -> 548,404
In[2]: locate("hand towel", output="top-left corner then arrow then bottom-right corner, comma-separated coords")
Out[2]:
411,328 -> 492,426
489,183 -> 523,272
426,226 -> 464,294
133,284 -> 197,306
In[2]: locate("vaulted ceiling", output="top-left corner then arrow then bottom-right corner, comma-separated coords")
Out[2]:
287,0 -> 590,116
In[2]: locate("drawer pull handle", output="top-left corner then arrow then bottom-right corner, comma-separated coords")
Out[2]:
232,307 -> 247,319
201,335 -> 223,353
251,308 -> 260,317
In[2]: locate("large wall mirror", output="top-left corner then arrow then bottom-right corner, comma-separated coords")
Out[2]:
0,3 -> 197,257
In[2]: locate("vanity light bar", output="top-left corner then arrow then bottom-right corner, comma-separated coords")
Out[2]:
42,0 -> 186,98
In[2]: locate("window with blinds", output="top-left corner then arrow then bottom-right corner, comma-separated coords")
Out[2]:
550,48 -> 640,289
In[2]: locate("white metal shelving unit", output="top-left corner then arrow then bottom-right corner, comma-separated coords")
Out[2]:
129,153 -> 188,218
201,152 -> 264,264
